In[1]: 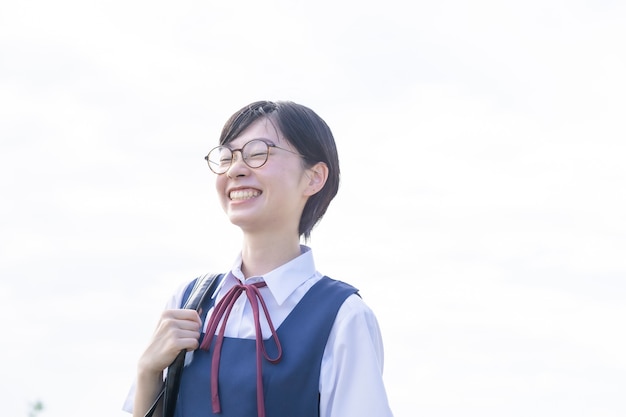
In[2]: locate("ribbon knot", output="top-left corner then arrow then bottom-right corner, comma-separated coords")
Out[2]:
199,280 -> 282,417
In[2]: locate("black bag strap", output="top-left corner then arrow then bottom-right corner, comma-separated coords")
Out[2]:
144,272 -> 223,417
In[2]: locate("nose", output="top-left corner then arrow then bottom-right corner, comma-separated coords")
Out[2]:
226,150 -> 249,178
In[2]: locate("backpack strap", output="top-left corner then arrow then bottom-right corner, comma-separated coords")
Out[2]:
181,273 -> 223,310
145,273 -> 224,417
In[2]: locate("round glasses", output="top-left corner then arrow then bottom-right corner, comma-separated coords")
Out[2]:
204,139 -> 303,174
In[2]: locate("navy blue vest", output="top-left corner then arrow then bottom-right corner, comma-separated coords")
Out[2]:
174,276 -> 358,417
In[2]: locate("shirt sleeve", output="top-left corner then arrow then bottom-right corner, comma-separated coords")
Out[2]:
319,294 -> 394,417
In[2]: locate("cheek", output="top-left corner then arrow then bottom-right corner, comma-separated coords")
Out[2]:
215,176 -> 226,200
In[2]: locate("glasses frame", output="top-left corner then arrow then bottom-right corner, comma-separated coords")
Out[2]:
204,138 -> 304,174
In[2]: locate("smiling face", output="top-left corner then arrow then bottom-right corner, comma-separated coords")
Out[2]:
215,117 -> 314,237
215,100 -> 338,239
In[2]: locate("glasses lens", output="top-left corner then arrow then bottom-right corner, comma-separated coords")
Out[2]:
242,140 -> 269,168
207,146 -> 232,174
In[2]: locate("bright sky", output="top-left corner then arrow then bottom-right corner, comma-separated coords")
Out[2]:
1,1 -> 625,416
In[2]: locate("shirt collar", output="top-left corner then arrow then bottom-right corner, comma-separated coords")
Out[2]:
229,245 -> 317,305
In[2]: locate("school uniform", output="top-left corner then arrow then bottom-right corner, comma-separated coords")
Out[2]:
124,245 -> 393,417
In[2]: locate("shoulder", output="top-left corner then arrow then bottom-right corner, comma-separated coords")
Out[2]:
319,276 -> 357,295
324,279 -> 385,356
318,277 -> 370,317
335,293 -> 380,331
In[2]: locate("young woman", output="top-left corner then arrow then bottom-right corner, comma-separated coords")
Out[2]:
124,100 -> 393,417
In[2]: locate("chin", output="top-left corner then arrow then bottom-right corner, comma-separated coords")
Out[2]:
227,213 -> 258,230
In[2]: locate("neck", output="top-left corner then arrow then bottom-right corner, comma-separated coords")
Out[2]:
240,232 -> 302,278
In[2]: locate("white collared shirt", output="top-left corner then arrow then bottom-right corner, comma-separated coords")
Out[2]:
124,246 -> 393,417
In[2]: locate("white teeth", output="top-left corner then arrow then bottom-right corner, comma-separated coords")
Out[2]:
229,189 -> 261,200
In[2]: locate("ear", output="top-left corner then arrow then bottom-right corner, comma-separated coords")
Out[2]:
303,162 -> 329,197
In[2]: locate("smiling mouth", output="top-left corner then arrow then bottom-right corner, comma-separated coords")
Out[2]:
229,189 -> 261,201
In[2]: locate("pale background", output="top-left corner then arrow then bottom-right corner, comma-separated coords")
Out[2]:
1,1 -> 625,416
